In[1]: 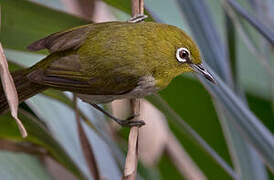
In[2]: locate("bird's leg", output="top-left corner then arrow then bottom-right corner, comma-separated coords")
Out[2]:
90,103 -> 145,127
128,14 -> 148,23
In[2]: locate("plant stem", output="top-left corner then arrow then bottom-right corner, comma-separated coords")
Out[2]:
122,1 -> 144,179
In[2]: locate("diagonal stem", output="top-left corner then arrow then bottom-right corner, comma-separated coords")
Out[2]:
74,95 -> 100,180
122,1 -> 144,180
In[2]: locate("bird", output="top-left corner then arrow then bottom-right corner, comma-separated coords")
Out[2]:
0,20 -> 215,127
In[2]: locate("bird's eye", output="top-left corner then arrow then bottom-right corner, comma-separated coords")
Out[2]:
176,48 -> 190,63
180,50 -> 189,58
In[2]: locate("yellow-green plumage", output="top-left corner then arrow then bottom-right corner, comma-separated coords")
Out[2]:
0,21 -> 212,112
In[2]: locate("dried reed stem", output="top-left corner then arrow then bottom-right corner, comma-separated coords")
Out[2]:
122,1 -> 144,179
73,95 -> 100,180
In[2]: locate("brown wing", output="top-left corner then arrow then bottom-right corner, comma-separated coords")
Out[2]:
27,24 -> 91,53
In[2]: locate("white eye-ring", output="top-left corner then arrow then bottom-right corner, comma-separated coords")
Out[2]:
176,47 -> 190,63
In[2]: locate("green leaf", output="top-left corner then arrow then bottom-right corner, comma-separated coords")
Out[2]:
0,0 -> 88,52
176,0 -> 232,84
6,48 -> 125,178
0,111 -> 86,179
0,151 -> 54,180
226,0 -> 274,45
198,69 -> 274,171
6,50 -> 124,179
147,94 -> 239,180
26,94 -> 122,180
215,105 -> 268,180
223,0 -> 274,101
222,9 -> 268,180
176,0 -> 269,179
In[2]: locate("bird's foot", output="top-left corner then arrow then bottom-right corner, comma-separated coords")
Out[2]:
128,14 -> 148,23
116,114 -> 145,127
117,119 -> 145,127
90,104 -> 145,128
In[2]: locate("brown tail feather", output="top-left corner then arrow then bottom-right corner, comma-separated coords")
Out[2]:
0,69 -> 47,114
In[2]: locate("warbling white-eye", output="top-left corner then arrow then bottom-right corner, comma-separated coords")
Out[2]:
0,20 -> 215,126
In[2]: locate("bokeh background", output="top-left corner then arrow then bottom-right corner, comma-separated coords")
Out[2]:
0,0 -> 273,180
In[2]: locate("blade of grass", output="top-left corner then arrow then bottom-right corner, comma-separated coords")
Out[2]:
176,0 -> 268,179
223,11 -> 268,179
0,151 -> 54,180
73,95 -> 100,180
225,13 -> 237,87
166,134 -> 207,180
216,105 -> 268,180
176,0 -> 232,85
197,67 -> 274,172
222,2 -> 274,76
6,51 -> 127,177
0,0 -> 88,52
0,109 -> 86,179
147,94 -> 240,180
225,0 -> 274,45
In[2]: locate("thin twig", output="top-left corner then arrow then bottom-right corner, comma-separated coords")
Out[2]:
131,0 -> 139,17
122,99 -> 140,180
122,1 -> 144,179
74,95 -> 100,180
61,0 -> 96,20
77,0 -> 96,19
139,0 -> 144,15
0,43 -> 27,137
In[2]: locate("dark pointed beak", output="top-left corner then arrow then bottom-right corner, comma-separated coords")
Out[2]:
190,63 -> 216,84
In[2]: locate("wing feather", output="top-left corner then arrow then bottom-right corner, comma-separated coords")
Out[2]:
26,21 -> 142,95
27,25 -> 90,53
27,22 -> 125,53
27,53 -> 140,95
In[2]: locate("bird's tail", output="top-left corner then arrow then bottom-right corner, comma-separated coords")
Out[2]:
0,69 -> 47,114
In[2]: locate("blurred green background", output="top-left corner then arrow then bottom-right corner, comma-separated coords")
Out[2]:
0,0 -> 273,179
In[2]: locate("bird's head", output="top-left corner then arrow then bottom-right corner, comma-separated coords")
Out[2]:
160,24 -> 216,84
